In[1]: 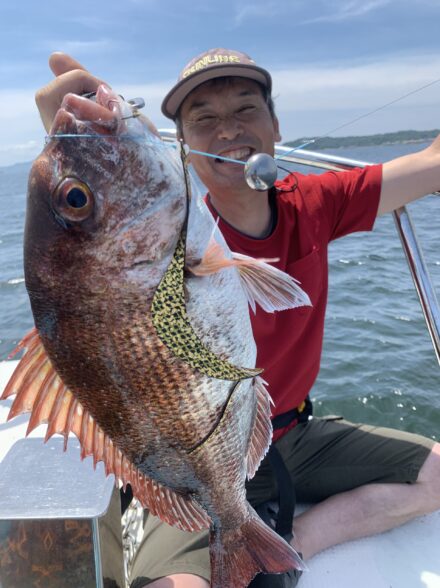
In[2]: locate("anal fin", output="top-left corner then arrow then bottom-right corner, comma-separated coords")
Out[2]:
2,329 -> 211,532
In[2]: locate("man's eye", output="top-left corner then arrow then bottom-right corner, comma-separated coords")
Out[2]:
237,106 -> 257,117
196,115 -> 217,124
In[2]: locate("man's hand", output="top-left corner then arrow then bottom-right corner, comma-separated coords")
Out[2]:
35,53 -> 108,133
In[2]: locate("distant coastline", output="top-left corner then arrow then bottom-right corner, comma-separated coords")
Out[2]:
284,129 -> 439,150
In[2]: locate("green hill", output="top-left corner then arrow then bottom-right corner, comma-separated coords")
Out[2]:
284,129 -> 439,150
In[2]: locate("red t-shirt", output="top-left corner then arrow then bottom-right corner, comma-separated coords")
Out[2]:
205,165 -> 382,441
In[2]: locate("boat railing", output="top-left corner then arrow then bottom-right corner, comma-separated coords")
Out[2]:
159,129 -> 440,366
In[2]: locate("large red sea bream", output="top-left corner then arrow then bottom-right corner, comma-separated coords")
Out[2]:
2,85 -> 309,587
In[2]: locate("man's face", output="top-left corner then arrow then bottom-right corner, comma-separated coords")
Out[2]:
179,78 -> 281,194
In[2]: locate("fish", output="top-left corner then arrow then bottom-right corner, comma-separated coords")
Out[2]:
2,85 -> 310,587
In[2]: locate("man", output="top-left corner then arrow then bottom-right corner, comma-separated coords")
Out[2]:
36,48 -> 440,588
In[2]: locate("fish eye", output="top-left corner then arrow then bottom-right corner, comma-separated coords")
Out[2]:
66,187 -> 88,208
52,177 -> 94,223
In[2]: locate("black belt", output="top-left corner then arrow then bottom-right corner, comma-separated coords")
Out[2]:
266,397 -> 313,537
271,396 -> 313,430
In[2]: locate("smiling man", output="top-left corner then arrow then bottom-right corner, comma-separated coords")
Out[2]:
175,75 -> 280,239
35,48 -> 440,588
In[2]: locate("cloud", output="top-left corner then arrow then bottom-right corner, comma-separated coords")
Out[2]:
0,140 -> 39,154
233,3 -> 283,26
272,54 -> 440,112
124,0 -> 160,4
230,0 -> 440,30
0,90 -> 37,121
0,61 -> 40,76
61,16 -> 114,29
300,0 -> 440,25
302,0 -> 392,24
0,88 -> 47,167
40,39 -> 117,56
271,53 -> 440,139
232,0 -> 393,27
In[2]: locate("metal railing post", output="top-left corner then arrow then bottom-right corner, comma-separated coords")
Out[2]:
393,207 -> 440,364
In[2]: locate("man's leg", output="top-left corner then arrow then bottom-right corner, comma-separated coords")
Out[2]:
144,574 -> 209,587
132,418 -> 438,586
129,513 -> 211,588
287,431 -> 440,559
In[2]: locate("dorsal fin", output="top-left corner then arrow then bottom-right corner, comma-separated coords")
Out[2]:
2,329 -> 211,532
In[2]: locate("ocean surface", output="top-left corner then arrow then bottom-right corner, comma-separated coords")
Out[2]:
0,142 -> 439,439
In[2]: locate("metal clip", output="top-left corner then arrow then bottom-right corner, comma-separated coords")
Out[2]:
81,93 -> 145,110
127,97 -> 145,110
81,92 -> 145,120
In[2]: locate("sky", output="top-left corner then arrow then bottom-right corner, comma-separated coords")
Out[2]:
1,0 -> 440,167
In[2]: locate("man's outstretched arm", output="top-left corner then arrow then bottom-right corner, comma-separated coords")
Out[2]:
379,136 -> 440,215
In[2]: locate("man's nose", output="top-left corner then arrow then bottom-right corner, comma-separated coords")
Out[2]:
217,115 -> 243,141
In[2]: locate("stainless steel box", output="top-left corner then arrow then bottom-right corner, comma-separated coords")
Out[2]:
0,437 -> 124,588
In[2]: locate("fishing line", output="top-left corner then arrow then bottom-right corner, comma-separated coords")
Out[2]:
276,76 -> 440,161
319,76 -> 440,137
188,149 -> 245,165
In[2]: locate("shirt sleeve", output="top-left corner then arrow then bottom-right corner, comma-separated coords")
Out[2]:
317,164 -> 382,242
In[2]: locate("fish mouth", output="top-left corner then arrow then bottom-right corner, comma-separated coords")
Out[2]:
214,146 -> 255,165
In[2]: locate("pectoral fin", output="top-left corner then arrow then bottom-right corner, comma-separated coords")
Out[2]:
188,237 -> 312,313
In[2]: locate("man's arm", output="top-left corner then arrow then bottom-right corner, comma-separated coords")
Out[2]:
378,136 -> 440,215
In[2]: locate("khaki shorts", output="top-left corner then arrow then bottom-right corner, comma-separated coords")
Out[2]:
129,416 -> 434,587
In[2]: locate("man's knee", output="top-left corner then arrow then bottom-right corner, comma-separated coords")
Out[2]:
140,574 -> 210,588
416,442 -> 440,508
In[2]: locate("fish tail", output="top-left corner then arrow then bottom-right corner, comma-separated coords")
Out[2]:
209,505 -> 306,588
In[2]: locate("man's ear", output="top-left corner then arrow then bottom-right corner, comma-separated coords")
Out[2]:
273,116 -> 281,142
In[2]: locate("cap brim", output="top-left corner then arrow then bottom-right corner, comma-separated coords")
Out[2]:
161,64 -> 272,120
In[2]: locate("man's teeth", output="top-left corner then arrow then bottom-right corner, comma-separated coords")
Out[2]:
217,148 -> 251,162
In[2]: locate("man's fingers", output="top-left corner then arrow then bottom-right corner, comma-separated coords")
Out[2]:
36,52 -> 113,133
36,69 -> 108,133
49,52 -> 89,77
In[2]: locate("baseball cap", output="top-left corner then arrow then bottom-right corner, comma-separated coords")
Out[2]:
161,48 -> 272,120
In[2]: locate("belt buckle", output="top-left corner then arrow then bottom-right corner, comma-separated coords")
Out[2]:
297,401 -> 306,414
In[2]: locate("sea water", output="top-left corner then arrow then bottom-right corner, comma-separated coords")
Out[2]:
0,142 -> 439,438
